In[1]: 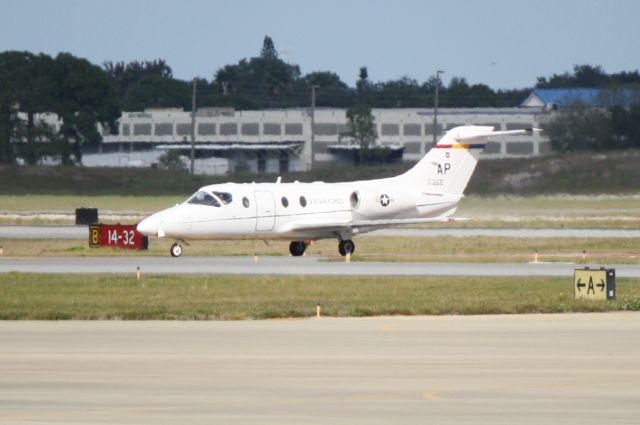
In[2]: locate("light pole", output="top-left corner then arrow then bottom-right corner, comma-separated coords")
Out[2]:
309,85 -> 319,169
190,78 -> 197,175
433,70 -> 444,146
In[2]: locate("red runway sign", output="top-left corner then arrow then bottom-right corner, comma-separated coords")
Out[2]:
89,224 -> 148,250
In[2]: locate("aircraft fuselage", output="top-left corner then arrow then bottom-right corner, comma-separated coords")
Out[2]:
137,178 -> 458,242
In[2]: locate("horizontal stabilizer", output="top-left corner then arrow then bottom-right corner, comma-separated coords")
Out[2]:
453,128 -> 541,142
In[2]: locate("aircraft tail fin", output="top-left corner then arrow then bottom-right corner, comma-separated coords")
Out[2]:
396,126 -> 537,195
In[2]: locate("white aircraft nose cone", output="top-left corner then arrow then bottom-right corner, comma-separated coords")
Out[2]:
136,217 -> 157,236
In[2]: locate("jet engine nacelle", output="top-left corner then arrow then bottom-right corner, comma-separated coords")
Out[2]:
349,189 -> 417,220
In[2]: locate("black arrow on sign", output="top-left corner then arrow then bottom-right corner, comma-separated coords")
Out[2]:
597,279 -> 605,292
576,279 -> 586,291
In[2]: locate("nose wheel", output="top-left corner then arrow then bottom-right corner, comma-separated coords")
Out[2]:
170,242 -> 183,257
338,240 -> 355,256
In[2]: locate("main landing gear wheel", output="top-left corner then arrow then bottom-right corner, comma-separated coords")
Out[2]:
338,240 -> 355,256
289,241 -> 307,257
170,242 -> 183,257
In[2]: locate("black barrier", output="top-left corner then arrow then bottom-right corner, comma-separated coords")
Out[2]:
75,208 -> 98,225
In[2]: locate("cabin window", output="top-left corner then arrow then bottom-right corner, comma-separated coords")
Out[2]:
214,192 -> 233,205
350,191 -> 360,209
187,191 -> 220,207
299,196 -> 307,207
281,196 -> 289,208
242,197 -> 250,208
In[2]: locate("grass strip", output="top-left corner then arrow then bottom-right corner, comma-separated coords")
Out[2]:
1,273 -> 639,320
1,236 -> 638,264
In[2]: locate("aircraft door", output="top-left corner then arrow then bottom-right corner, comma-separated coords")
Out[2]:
254,191 -> 276,231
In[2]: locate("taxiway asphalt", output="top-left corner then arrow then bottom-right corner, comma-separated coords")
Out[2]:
2,255 -> 640,278
1,314 -> 639,425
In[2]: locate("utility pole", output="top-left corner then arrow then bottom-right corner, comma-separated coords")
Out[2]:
433,70 -> 444,146
309,85 -> 319,170
190,78 -> 196,175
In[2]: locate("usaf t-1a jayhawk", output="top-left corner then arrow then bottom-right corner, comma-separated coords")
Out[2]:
137,125 -> 536,257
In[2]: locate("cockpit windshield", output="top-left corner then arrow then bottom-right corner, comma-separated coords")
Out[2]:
213,192 -> 233,205
186,191 -> 221,207
186,191 -> 233,207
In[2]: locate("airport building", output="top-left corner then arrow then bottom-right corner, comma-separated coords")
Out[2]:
97,107 -> 551,174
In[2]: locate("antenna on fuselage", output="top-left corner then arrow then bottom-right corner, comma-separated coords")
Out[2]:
276,176 -> 282,183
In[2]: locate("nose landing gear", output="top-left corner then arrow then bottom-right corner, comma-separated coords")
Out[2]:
170,242 -> 183,257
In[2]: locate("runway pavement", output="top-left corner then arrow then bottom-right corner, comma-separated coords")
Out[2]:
2,255 -> 640,277
0,224 -> 88,239
1,314 -> 639,424
2,224 -> 640,239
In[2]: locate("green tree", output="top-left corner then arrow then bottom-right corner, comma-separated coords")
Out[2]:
13,121 -> 67,164
339,103 -> 377,164
103,59 -> 173,99
52,53 -> 120,163
158,149 -> 186,171
0,102 -> 13,163
260,36 -> 278,60
355,67 -> 373,101
0,51 -> 121,165
495,88 -> 531,107
541,105 -> 612,151
376,77 -> 421,107
214,36 -> 300,108
610,104 -> 640,149
534,64 -> 640,88
122,75 -> 191,111
298,71 -> 354,107
0,51 -> 57,164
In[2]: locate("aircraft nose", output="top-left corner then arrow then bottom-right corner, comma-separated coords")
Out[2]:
136,216 -> 158,236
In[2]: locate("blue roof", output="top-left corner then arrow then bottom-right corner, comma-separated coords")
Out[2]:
529,88 -> 639,107
533,88 -> 599,105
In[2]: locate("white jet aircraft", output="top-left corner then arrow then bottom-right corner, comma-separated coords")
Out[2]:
137,125 -> 535,257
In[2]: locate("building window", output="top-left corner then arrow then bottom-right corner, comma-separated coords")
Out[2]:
133,123 -> 152,135
285,123 -> 303,135
154,123 -> 173,136
198,123 -> 216,136
176,123 -> 191,136
281,197 -> 289,208
313,123 -> 338,136
424,123 -> 443,135
220,123 -> 238,135
241,123 -> 259,135
299,196 -> 307,207
381,123 -> 399,136
263,123 -> 281,135
403,123 -> 421,136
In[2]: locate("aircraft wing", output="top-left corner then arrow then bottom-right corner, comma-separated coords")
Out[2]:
288,217 -> 457,236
